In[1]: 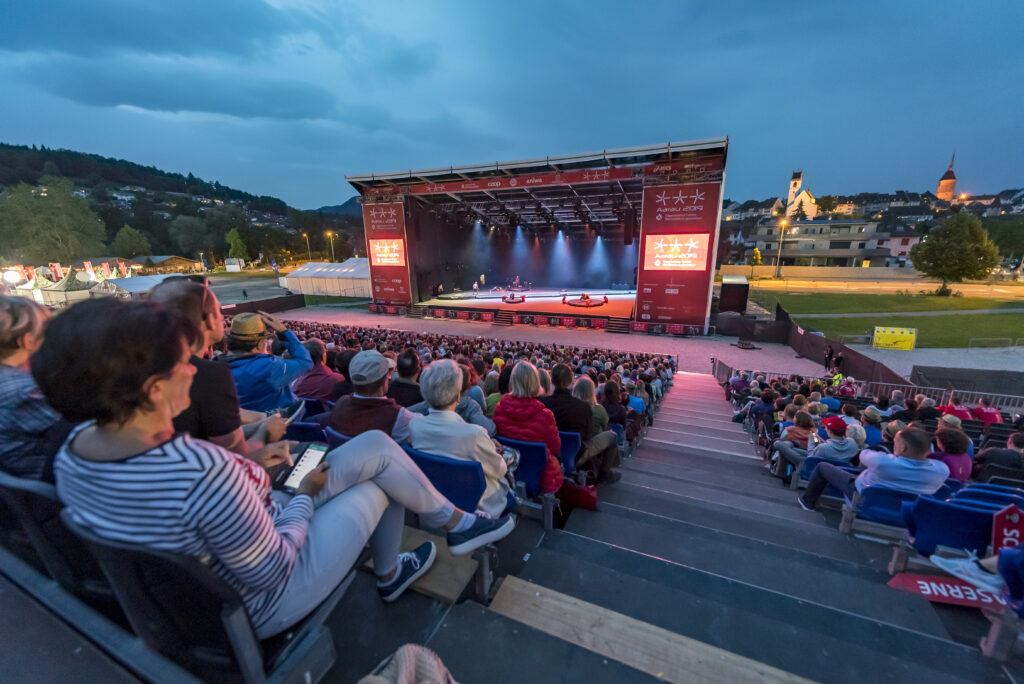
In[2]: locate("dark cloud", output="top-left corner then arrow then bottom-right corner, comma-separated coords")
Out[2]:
25,55 -> 336,120
0,0 -> 301,58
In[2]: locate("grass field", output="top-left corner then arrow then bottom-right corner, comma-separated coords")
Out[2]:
750,291 -> 1024,315
796,313 -> 1024,348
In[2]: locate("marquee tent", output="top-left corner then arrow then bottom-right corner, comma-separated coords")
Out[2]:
284,259 -> 370,298
89,273 -> 184,299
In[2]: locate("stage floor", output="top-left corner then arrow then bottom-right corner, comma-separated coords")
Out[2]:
423,288 -> 636,318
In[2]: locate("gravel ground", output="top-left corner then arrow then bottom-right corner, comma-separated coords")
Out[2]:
208,275 -> 288,304
279,306 -> 825,376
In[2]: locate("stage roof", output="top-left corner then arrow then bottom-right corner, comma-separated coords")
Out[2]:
346,138 -> 727,237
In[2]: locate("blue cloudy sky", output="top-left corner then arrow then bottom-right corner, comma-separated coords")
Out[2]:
1,1 -> 1021,208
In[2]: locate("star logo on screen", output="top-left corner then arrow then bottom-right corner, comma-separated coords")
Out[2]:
656,191 -> 670,206
684,237 -> 701,252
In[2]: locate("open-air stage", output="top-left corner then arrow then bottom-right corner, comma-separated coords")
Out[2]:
422,288 -> 637,319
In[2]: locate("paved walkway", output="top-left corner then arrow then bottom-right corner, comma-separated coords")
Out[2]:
853,344 -> 1024,377
281,306 -> 826,376
797,308 -> 1024,318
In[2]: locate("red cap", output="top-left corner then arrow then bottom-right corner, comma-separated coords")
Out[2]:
823,416 -> 848,435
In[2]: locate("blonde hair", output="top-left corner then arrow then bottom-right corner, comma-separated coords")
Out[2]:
846,424 -> 867,448
0,295 -> 48,360
510,361 -> 540,398
572,376 -> 597,405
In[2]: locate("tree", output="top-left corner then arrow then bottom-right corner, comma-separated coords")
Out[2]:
0,176 -> 107,263
817,195 -> 837,216
170,215 -> 215,258
226,228 -> 249,261
792,199 -> 808,221
110,224 -> 151,258
910,213 -> 999,293
750,247 -> 762,266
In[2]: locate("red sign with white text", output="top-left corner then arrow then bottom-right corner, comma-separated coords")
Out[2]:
362,202 -> 412,306
888,573 -> 1007,609
642,234 -> 709,271
993,504 -> 1024,553
634,178 -> 723,330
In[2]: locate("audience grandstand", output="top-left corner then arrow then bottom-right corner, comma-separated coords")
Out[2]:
3,292 -> 1024,682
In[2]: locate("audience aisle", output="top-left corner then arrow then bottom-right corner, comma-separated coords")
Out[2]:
423,372 -> 1016,683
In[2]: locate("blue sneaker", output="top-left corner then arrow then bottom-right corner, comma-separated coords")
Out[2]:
447,514 -> 517,555
377,541 -> 436,603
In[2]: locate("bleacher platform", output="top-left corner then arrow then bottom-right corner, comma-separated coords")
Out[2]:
4,372 -> 1024,682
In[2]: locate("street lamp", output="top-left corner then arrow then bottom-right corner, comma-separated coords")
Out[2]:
302,232 -> 312,261
774,218 -> 790,278
198,251 -> 205,271
325,231 -> 335,262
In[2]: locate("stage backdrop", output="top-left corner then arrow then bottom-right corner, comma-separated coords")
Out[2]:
634,170 -> 724,332
362,201 -> 413,306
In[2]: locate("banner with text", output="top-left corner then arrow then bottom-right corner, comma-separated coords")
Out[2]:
362,202 -> 413,306
634,179 -> 723,330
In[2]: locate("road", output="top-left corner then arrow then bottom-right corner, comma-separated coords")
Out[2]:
750,279 -> 1024,299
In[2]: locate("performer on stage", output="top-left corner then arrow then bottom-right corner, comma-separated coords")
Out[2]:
472,281 -> 479,297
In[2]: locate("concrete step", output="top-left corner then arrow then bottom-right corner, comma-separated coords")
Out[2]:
563,506 -> 951,637
646,424 -> 752,446
522,535 -> 1007,684
425,601 -> 656,683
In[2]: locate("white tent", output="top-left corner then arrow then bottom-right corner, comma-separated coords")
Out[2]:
89,274 -> 185,299
284,259 -> 370,297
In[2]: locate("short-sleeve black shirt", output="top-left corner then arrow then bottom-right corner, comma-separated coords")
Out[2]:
173,356 -> 241,440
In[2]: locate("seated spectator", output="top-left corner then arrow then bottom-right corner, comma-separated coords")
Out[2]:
221,312 -> 313,411
930,427 -> 972,482
624,379 -> 647,414
730,371 -> 751,394
602,381 -> 630,431
860,408 -> 885,448
971,397 -> 1004,426
836,377 -> 857,398
840,403 -> 860,426
408,360 -> 511,518
889,390 -> 906,414
38,298 -> 515,636
821,387 -> 841,412
0,295 -> 68,482
331,349 -> 358,399
915,396 -> 943,421
464,362 -> 487,413
937,414 -> 975,458
867,396 -> 892,418
939,394 -> 973,422
891,398 -> 917,422
453,365 -> 497,436
537,367 -> 552,397
846,424 -> 867,453
291,339 -> 344,403
799,428 -> 949,511
493,361 -> 563,494
385,349 -> 424,408
772,410 -> 815,478
151,279 -> 286,457
483,373 -> 501,418
569,374 -> 621,483
327,350 -> 420,442
878,420 -> 908,454
806,416 -> 860,464
974,432 -> 1024,475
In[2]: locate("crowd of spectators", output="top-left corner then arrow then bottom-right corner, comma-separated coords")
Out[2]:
0,291 -> 674,650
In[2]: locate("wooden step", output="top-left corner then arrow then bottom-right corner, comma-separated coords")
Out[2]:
490,576 -> 813,684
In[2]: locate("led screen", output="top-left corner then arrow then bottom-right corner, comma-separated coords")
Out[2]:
368,239 -> 407,267
642,233 -> 709,271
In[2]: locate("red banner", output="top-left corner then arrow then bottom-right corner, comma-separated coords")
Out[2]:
82,260 -> 94,276
666,323 -> 685,334
100,262 -> 111,278
887,573 -> 1007,609
433,309 -> 446,318
993,504 -> 1024,553
480,312 -> 495,322
49,263 -> 64,281
634,178 -> 723,330
25,266 -> 36,283
592,318 -> 607,329
117,261 -> 128,277
362,202 -> 412,306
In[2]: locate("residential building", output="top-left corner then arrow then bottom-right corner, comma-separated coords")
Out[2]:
748,218 -> 905,268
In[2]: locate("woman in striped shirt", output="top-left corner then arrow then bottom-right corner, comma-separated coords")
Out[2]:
33,299 -> 515,639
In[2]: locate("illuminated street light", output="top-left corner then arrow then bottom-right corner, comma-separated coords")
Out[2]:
2,270 -> 21,284
302,232 -> 311,261
774,218 -> 790,279
325,231 -> 336,262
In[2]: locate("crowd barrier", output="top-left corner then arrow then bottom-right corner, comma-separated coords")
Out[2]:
220,294 -> 306,315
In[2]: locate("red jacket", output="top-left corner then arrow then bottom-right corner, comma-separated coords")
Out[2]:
493,394 -> 563,494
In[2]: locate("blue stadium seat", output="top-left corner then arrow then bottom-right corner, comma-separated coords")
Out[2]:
495,436 -> 548,499
609,422 -> 626,447
902,496 -> 995,557
963,483 -> 1024,497
325,426 -> 350,450
402,447 -> 485,513
952,488 -> 1024,509
296,398 -> 326,416
285,421 -> 326,443
840,486 -> 922,533
557,431 -> 582,476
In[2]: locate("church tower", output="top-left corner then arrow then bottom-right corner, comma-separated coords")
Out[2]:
787,171 -> 802,206
936,154 -> 956,202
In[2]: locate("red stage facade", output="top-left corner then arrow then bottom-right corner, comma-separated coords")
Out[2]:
348,139 -> 728,334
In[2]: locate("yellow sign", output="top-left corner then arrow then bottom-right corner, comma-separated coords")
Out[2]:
873,327 -> 917,350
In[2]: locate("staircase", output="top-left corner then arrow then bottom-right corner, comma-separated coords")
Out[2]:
606,316 -> 632,334
494,310 -> 514,326
423,372 -> 1013,683
406,305 -> 429,319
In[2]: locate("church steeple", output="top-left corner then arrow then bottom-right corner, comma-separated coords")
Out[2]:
936,153 -> 957,202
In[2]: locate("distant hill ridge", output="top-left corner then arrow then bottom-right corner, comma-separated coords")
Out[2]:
315,197 -> 362,216
0,141 -> 289,215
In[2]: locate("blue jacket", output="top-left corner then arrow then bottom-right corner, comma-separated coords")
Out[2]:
222,331 -> 313,411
